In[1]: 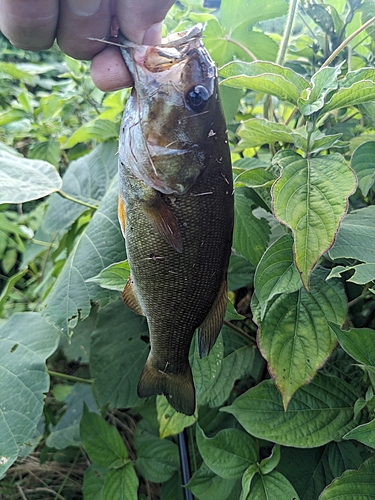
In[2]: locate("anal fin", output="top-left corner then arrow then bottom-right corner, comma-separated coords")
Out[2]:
137,357 -> 195,416
118,196 -> 126,238
142,191 -> 183,253
122,275 -> 144,315
198,280 -> 228,358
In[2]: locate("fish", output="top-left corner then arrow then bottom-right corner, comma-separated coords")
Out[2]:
117,24 -> 234,416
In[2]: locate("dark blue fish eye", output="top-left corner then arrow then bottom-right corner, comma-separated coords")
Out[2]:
186,85 -> 210,112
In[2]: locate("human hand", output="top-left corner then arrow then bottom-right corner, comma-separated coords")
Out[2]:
0,0 -> 175,91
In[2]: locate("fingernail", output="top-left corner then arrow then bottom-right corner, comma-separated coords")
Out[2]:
67,0 -> 102,16
142,22 -> 162,45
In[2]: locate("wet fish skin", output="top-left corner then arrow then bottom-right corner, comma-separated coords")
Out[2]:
118,25 -> 233,416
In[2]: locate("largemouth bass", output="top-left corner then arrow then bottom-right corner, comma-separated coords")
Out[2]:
118,24 -> 233,416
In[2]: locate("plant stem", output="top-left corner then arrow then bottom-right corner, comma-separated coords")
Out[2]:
276,0 -> 299,66
48,370 -> 93,384
225,36 -> 257,61
57,190 -> 98,210
223,320 -> 257,344
321,15 -> 375,68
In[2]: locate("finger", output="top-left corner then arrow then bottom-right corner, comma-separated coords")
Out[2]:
115,0 -> 175,44
0,0 -> 58,51
90,45 -> 133,91
57,0 -> 113,60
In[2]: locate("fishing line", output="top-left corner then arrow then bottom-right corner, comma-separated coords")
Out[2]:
178,431 -> 193,500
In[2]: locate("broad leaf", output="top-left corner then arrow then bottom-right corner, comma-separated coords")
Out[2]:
102,465 -> 138,500
187,462 -> 238,500
0,150 -> 62,203
87,260 -> 130,292
327,263 -> 375,284
28,140 -> 61,167
246,471 -> 300,500
64,119 -> 119,149
90,299 -> 149,409
344,419 -> 375,448
323,80 -> 375,113
156,396 -> 197,439
254,234 -> 301,318
43,180 -> 125,334
82,464 -> 107,500
47,383 -> 98,449
258,268 -> 346,408
272,150 -> 357,288
43,141 -> 118,233
196,425 -> 258,479
319,458 -> 375,499
219,0 -> 288,33
134,420 -> 179,483
220,62 -> 307,105
350,141 -> 375,196
235,168 -> 275,189
0,313 -> 59,476
233,193 -> 270,266
277,442 -> 363,500
259,445 -> 281,475
329,323 -> 375,367
298,66 -> 341,115
80,406 -> 128,468
222,373 -> 359,448
227,254 -> 255,291
328,206 -> 375,262
236,118 -> 297,150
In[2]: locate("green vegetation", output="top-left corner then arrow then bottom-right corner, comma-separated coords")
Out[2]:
1,0 -> 375,498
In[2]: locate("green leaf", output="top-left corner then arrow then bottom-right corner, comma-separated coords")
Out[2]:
90,299 -> 149,409
329,323 -> 375,367
344,419 -> 375,448
323,80 -> 375,114
0,312 -> 59,476
272,150 -> 357,288
328,206 -> 375,262
235,168 -> 275,189
134,420 -> 179,483
82,464 -> 107,500
350,141 -> 375,196
28,140 -> 61,167
327,263 -> 375,284
43,141 -> 118,233
247,470 -> 300,500
219,0 -> 288,33
225,300 -> 245,321
233,193 -> 270,266
222,373 -> 359,448
220,62 -> 307,105
196,425 -> 258,479
258,268 -> 346,408
102,465 -> 138,500
259,445 -> 281,475
187,462 -> 238,500
87,260 -> 130,292
277,442 -> 363,500
43,180 -> 125,334
156,396 -> 197,439
80,406 -> 128,469
46,383 -> 98,449
240,464 -> 258,500
0,150 -> 62,203
64,119 -> 119,149
319,458 -> 375,499
298,66 -> 341,116
228,254 -> 255,291
0,267 -> 28,315
236,118 -> 297,150
254,234 -> 301,319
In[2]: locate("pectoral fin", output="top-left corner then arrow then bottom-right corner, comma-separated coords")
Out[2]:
198,280 -> 228,358
122,275 -> 144,316
118,196 -> 126,238
142,191 -> 183,253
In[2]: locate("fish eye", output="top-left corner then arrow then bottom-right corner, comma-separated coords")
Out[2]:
186,85 -> 210,112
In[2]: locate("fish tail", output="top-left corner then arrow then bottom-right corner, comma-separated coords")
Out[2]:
137,358 -> 196,416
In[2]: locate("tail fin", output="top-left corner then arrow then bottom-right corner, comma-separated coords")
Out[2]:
137,358 -> 196,416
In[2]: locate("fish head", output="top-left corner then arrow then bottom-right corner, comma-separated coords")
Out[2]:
119,25 -> 221,195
